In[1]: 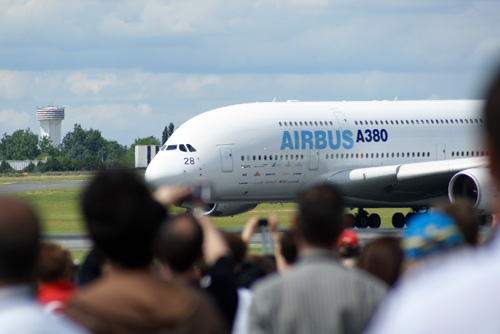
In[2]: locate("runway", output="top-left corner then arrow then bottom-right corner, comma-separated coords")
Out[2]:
0,181 -> 87,194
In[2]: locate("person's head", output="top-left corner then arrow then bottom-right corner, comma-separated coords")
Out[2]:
485,67 -> 500,180
82,170 -> 167,269
36,243 -> 74,284
280,230 -> 297,265
435,200 -> 480,246
158,214 -> 204,273
0,197 -> 40,284
336,229 -> 360,258
295,184 -> 345,248
358,237 -> 403,287
223,232 -> 247,267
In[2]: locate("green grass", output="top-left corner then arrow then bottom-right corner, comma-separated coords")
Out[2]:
11,187 -> 86,233
6,176 -> 410,234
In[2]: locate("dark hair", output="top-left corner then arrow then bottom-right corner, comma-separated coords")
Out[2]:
0,198 -> 40,283
82,170 -> 166,269
158,214 -> 204,272
485,66 -> 500,172
357,237 -> 403,287
296,184 -> 345,247
280,230 -> 297,265
223,232 -> 247,266
435,200 -> 480,246
36,243 -> 72,283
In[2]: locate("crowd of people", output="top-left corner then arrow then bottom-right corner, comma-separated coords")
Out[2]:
1,68 -> 500,333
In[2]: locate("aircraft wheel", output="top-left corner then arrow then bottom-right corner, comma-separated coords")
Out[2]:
392,212 -> 405,228
356,215 -> 368,229
343,214 -> 356,229
405,212 -> 415,222
368,214 -> 381,228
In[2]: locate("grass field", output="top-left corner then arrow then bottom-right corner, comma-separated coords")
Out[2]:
2,172 -> 409,262
7,184 -> 406,233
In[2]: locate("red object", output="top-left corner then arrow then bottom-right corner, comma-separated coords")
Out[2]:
37,279 -> 77,313
337,230 -> 359,248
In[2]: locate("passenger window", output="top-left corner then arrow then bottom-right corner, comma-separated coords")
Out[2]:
241,156 -> 244,161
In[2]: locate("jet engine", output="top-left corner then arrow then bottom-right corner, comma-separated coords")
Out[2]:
205,203 -> 258,217
448,168 -> 498,214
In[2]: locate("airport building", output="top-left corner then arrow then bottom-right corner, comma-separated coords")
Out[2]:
37,105 -> 65,146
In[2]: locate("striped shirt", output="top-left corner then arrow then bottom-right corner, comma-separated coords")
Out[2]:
249,249 -> 387,334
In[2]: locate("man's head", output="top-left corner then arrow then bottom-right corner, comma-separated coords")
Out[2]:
484,67 -> 500,180
0,197 -> 40,284
158,214 -> 204,273
82,170 -> 167,269
295,184 -> 345,248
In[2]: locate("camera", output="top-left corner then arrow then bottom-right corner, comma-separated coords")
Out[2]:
258,218 -> 268,227
190,181 -> 213,203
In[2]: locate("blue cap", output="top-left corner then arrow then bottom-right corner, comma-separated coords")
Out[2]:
402,212 -> 465,261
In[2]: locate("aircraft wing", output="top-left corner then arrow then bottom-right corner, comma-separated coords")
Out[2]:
326,157 -> 488,206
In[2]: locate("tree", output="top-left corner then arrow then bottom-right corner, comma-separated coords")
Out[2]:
0,160 -> 14,173
162,123 -> 175,144
0,129 -> 40,160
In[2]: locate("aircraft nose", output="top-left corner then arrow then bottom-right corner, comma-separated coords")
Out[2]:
145,152 -> 195,190
145,154 -> 170,189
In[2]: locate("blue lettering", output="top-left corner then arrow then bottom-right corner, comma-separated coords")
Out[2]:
280,131 -> 294,150
314,131 -> 327,149
356,130 -> 365,143
294,131 -> 300,149
328,130 -> 341,149
301,131 -> 314,149
342,130 -> 354,149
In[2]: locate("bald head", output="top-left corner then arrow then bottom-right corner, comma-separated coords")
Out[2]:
0,197 -> 40,284
158,214 -> 204,273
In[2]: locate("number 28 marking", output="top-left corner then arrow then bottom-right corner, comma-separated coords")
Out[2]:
184,157 -> 195,165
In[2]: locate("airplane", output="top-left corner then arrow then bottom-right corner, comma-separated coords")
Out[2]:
145,100 -> 498,228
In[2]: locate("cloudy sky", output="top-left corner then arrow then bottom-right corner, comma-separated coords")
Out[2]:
1,0 -> 500,146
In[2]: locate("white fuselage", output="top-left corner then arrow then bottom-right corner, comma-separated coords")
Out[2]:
145,100 -> 486,209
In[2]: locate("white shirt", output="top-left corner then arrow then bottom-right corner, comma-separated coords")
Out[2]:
0,285 -> 88,334
365,229 -> 500,334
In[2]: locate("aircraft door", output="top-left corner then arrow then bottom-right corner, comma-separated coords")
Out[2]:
333,111 -> 351,130
436,144 -> 446,160
219,145 -> 233,172
309,150 -> 320,170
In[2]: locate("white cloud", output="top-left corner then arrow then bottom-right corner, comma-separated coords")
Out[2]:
174,75 -> 221,95
66,72 -> 120,95
0,108 -> 32,133
0,70 -> 30,99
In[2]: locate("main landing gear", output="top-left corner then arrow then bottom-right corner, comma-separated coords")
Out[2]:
344,209 -> 381,229
344,208 -> 421,229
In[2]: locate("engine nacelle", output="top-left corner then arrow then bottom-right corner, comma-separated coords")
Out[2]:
448,168 -> 499,214
205,203 -> 258,217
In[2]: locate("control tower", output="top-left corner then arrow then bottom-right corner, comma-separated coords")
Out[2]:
37,105 -> 65,146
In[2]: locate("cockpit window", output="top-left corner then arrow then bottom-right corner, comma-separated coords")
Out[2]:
161,145 -> 167,151
179,144 -> 187,152
187,144 -> 197,152
166,145 -> 177,151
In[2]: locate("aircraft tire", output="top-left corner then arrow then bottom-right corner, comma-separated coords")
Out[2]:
392,212 -> 405,228
356,215 -> 368,229
368,214 -> 381,228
